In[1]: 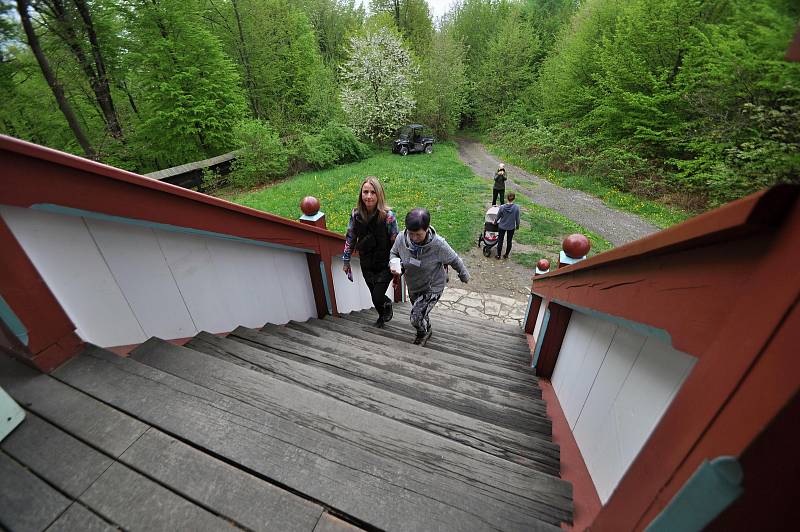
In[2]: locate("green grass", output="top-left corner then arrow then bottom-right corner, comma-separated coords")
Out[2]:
484,141 -> 692,229
225,141 -> 616,271
227,142 -> 487,252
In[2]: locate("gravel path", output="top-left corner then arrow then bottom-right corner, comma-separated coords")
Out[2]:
457,138 -> 659,246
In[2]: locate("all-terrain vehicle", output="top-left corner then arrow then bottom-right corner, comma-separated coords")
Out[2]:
392,124 -> 435,156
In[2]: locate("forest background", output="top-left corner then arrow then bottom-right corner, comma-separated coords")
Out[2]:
1,0 -> 798,210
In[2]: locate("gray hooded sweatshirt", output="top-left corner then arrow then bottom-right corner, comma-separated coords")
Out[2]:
390,226 -> 470,297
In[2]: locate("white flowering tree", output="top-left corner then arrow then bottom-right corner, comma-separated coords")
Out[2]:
339,28 -> 419,142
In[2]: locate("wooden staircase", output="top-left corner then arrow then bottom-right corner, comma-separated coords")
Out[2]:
1,304 -> 573,531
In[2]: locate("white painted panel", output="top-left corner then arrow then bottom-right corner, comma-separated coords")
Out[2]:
274,251 -> 317,323
331,257 -> 376,314
551,311 -> 696,504
530,297 -> 549,346
205,236 -> 290,327
552,311 -> 597,396
156,230 -> 235,333
85,219 -> 197,339
0,206 -> 147,346
614,337 -> 696,467
564,320 -> 617,430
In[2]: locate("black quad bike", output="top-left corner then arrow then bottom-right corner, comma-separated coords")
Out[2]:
392,124 -> 435,156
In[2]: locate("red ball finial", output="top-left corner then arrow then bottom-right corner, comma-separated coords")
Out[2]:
562,234 -> 590,259
536,258 -> 550,271
300,196 -> 320,216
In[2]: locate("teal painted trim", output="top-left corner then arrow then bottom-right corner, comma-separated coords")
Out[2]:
522,293 -> 534,331
531,293 -> 674,346
646,456 -> 744,532
559,250 -> 586,265
319,261 -> 333,315
299,211 -> 325,222
31,204 -> 315,254
0,295 -> 28,346
0,386 -> 25,443
532,308 -> 550,369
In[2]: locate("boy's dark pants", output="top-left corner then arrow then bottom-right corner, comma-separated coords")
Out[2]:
492,189 -> 505,206
363,269 -> 392,320
497,228 -> 515,258
409,290 -> 442,335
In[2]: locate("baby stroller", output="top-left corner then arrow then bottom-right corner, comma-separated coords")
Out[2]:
477,205 -> 500,257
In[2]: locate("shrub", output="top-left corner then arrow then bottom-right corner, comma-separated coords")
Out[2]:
228,119 -> 288,188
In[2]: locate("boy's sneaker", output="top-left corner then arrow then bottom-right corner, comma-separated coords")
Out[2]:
416,325 -> 432,347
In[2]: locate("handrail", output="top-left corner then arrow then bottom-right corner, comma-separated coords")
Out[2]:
0,134 -> 347,370
524,184 -> 799,531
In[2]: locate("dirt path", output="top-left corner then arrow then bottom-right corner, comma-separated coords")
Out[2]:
457,138 -> 659,246
453,139 -> 660,302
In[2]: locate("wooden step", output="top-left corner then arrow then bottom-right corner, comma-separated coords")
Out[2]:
263,322 -> 545,415
340,312 -> 530,367
186,332 -> 560,475
52,346 -> 571,530
230,326 -> 551,436
396,301 -> 527,334
299,317 -> 540,396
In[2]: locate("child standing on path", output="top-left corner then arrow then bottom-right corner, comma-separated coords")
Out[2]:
492,163 -> 507,206
390,208 -> 470,345
496,192 -> 520,259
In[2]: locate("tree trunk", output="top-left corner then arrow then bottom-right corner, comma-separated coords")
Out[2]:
72,0 -> 124,139
231,0 -> 261,118
17,0 -> 95,158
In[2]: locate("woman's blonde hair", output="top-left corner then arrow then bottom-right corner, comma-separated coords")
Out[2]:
356,176 -> 390,221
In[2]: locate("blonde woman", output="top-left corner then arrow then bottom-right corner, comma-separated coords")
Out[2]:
342,177 -> 399,327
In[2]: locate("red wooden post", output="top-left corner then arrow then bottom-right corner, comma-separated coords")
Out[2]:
524,258 -> 550,334
299,196 -> 331,317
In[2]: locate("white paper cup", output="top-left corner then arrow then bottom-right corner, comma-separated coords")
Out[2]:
389,257 -> 402,274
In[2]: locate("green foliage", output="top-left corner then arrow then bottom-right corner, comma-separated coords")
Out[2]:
297,0 -> 366,66
369,0 -> 433,56
124,0 -> 247,167
414,30 -> 468,138
228,119 -> 288,188
288,121 -> 371,171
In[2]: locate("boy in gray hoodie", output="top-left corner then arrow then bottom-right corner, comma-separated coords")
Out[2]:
390,208 -> 470,345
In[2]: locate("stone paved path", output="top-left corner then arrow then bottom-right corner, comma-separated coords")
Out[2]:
434,286 -> 527,327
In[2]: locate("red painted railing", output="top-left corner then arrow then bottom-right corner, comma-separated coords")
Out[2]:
0,134 -> 346,371
524,184 -> 799,530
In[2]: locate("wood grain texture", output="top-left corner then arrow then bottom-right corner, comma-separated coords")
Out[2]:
120,428 -> 323,532
186,333 -> 561,475
44,503 -> 117,532
56,347 -> 569,530
0,450 -> 71,532
230,326 -> 551,436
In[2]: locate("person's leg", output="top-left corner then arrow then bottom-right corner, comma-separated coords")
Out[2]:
496,228 -> 506,258
499,189 -> 505,205
503,229 -> 515,258
410,291 -> 441,344
363,271 -> 388,326
492,189 -> 498,205
372,278 -> 392,323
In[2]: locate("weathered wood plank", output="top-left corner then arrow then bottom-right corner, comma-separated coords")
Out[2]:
386,306 -> 531,355
55,348 -> 569,530
79,462 -> 232,531
345,311 -> 528,364
1,412 -> 113,498
129,340 -> 568,506
310,317 -> 540,392
314,513 -> 362,532
121,428 -> 324,532
332,314 -> 535,373
0,450 -> 71,532
45,503 -> 117,532
187,333 -> 560,475
0,355 -> 148,457
231,326 -> 551,436
261,323 -> 546,415
287,318 -> 540,397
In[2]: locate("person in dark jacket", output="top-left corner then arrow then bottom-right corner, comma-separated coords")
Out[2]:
342,176 -> 399,327
492,163 -> 507,206
495,192 -> 520,259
